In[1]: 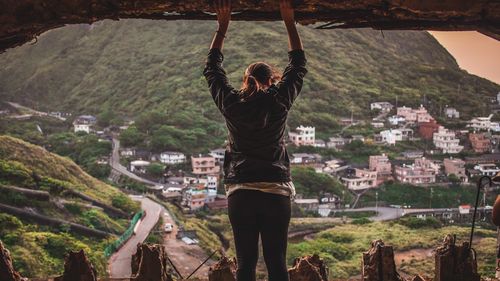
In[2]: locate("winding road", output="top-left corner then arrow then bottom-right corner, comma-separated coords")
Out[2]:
108,196 -> 162,278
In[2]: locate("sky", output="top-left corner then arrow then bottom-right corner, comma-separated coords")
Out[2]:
430,31 -> 500,85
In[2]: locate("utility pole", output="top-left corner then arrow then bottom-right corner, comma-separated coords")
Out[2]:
429,187 -> 433,209
375,191 -> 379,213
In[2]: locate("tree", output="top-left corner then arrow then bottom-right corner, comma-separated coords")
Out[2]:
146,163 -> 165,178
119,126 -> 144,147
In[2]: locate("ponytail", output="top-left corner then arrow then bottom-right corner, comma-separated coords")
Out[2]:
240,62 -> 279,99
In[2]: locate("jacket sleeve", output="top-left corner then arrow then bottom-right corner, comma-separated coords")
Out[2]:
275,49 -> 307,110
203,48 -> 235,113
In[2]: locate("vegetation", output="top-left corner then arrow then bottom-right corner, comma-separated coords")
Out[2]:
291,166 -> 352,201
0,136 -> 139,277
287,221 -> 497,279
0,21 -> 497,153
358,181 -> 499,208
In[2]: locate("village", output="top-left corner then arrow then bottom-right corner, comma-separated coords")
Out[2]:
60,92 -> 500,220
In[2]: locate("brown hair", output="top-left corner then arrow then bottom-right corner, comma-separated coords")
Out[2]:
240,62 -> 281,98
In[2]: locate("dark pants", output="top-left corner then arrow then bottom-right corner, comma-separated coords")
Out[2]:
228,189 -> 291,281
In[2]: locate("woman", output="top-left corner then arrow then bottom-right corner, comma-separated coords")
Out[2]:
203,0 -> 307,280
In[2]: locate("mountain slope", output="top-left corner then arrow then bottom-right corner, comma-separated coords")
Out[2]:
0,20 -> 498,150
0,135 -> 138,276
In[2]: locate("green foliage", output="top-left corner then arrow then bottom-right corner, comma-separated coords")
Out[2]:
80,209 -> 126,233
146,162 -> 165,178
291,166 -> 351,201
397,217 -> 442,229
0,159 -> 35,187
351,217 -> 372,225
111,193 -> 140,213
119,126 -> 145,147
0,21 -> 497,153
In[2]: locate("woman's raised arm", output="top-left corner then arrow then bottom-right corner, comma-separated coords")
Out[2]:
280,0 -> 303,51
210,0 -> 231,51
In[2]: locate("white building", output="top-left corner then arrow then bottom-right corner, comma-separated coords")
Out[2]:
209,148 -> 226,163
159,151 -> 186,164
473,164 -> 500,177
291,153 -> 322,164
433,126 -> 463,154
370,102 -> 394,112
327,137 -> 349,149
388,115 -> 406,126
371,122 -> 385,128
289,126 -> 315,146
120,148 -> 136,157
468,115 -> 493,131
341,169 -> 377,191
380,129 -> 403,145
444,107 -> 460,119
130,160 -> 151,173
314,139 -> 326,148
73,115 -> 97,133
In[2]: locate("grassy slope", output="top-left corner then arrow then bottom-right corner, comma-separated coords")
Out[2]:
0,20 -> 498,147
0,135 -> 139,277
0,135 -> 123,204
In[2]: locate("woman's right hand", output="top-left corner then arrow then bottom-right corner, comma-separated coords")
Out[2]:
214,0 -> 231,30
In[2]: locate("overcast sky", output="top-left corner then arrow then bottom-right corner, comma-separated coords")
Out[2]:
430,31 -> 500,85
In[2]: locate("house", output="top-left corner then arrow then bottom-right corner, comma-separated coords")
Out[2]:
206,195 -> 228,210
341,169 -> 377,190
289,126 -> 315,146
418,119 -> 440,140
327,137 -> 349,149
465,153 -> 500,165
469,133 -> 492,153
473,164 -> 500,177
322,159 -> 345,174
73,115 -> 97,133
314,139 -> 326,148
433,126 -> 463,154
209,148 -> 226,163
191,155 -> 220,175
401,151 -> 424,159
371,122 -> 385,128
291,153 -> 322,165
351,134 -> 365,142
184,184 -> 208,210
293,199 -> 320,212
388,115 -> 406,126
443,158 -> 468,182
160,151 -> 186,164
380,129 -> 403,145
369,154 -> 392,176
397,105 -> 433,123
444,107 -> 460,119
394,157 -> 439,184
120,147 -> 136,157
468,114 -> 493,131
370,102 -> 394,112
459,205 -> 471,215
130,160 -> 150,173
399,128 -> 414,140
491,122 -> 500,132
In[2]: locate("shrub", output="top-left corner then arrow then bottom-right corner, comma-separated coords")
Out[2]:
397,216 -> 442,229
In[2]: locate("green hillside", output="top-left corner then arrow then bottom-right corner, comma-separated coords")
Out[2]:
0,20 -> 498,152
0,135 -> 139,277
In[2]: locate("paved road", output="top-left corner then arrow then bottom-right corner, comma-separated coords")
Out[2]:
110,137 -> 161,188
108,196 -> 162,278
339,206 -> 491,221
6,101 -> 66,121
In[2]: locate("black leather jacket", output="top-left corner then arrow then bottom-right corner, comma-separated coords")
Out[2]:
203,48 -> 307,184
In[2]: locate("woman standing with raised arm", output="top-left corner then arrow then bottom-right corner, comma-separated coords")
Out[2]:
203,0 -> 307,280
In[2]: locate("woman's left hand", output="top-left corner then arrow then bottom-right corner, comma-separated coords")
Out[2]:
214,0 -> 231,28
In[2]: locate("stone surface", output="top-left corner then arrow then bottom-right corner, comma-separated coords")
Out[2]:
208,255 -> 237,281
434,234 -> 481,281
0,240 -> 25,281
131,243 -> 174,281
362,239 -> 404,281
54,250 -> 97,281
288,254 -> 329,281
0,0 -> 499,52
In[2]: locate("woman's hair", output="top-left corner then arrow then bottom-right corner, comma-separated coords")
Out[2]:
240,62 -> 281,98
